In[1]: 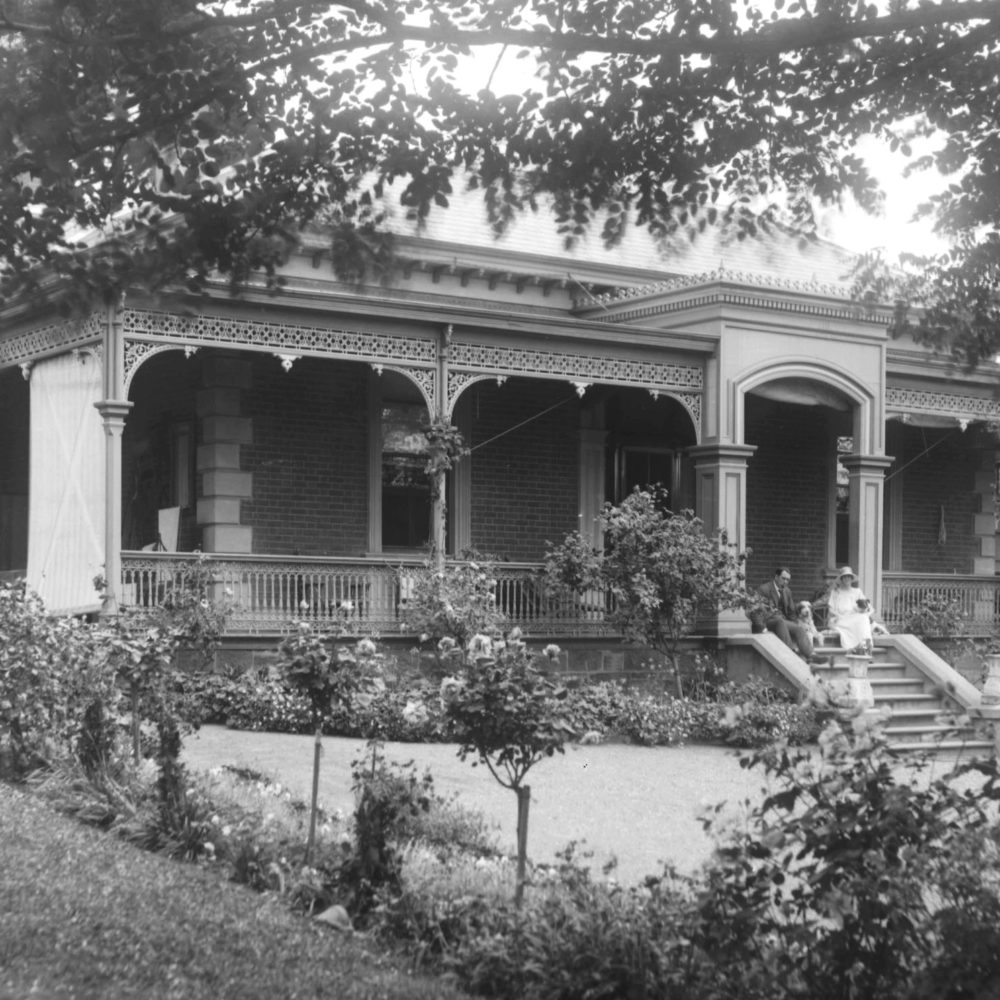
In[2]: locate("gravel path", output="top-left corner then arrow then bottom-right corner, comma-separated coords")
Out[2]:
182,726 -> 774,884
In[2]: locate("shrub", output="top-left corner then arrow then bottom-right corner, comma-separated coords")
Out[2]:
440,849 -> 695,1000
689,724 -> 1000,1000
902,595 -> 967,639
546,490 -> 749,696
402,556 -> 506,650
0,582 -> 120,778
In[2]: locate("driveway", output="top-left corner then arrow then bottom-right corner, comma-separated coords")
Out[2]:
182,726 -> 774,884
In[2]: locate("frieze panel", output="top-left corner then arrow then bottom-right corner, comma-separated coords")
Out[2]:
591,268 -> 854,305
371,364 -> 436,409
595,290 -> 892,327
672,392 -> 702,431
0,313 -> 102,369
124,342 -> 196,392
449,341 -> 703,392
887,387 -> 1000,421
121,308 -> 438,365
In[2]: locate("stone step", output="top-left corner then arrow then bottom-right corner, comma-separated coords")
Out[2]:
869,679 -> 929,697
873,694 -> 941,711
890,738 -> 994,754
885,723 -> 978,738
882,707 -> 957,729
814,662 -> 910,681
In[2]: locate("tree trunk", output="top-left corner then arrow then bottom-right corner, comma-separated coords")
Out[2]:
306,726 -> 322,864
131,680 -> 141,764
514,784 -> 531,907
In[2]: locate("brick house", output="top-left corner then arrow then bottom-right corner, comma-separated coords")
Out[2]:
2,200 -> 999,674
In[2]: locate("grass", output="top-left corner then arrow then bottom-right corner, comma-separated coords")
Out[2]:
0,781 -> 469,1000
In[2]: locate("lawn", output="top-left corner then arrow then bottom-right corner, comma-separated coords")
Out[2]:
0,782 -> 468,1000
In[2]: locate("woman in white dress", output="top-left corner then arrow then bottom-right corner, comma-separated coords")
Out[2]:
827,566 -> 881,652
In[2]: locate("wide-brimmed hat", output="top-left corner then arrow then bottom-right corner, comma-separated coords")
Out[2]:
837,566 -> 858,582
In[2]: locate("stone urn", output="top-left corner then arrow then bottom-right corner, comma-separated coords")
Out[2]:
982,654 -> 1000,705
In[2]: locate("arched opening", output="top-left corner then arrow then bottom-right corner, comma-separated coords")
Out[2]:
744,377 -> 854,591
124,350 -> 199,551
375,370 -> 433,552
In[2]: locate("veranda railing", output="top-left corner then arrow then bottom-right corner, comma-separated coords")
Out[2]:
120,554 -> 1000,639
119,552 -> 615,637
880,572 -> 1000,637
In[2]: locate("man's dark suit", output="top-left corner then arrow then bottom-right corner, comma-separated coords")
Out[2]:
750,578 -> 813,658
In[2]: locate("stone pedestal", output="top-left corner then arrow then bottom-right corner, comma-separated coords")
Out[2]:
844,654 -> 875,712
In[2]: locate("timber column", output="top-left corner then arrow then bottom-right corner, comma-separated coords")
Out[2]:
841,453 -> 893,608
94,300 -> 133,615
688,442 -> 757,636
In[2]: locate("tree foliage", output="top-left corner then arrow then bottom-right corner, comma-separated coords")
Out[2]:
4,0 -> 1000,356
545,489 -> 748,695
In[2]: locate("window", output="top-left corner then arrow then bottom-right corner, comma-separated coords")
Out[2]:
381,400 -> 431,549
615,446 -> 675,506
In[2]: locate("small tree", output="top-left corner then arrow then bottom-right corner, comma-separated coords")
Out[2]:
277,625 -> 382,862
441,630 -> 575,905
545,489 -> 748,697
403,555 -> 507,653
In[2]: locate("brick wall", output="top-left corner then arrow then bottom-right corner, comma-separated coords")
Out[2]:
242,355 -> 369,556
887,422 -> 979,573
745,396 -> 837,595
469,379 -> 580,560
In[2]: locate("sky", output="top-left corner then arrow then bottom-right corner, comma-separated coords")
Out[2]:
820,135 -> 948,258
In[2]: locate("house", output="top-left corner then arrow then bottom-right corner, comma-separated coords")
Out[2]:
2,196 -> 999,687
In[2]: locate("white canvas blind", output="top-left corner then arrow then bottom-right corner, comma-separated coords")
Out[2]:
25,351 -> 105,614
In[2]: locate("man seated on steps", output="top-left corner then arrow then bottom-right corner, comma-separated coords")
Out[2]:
749,567 -> 828,663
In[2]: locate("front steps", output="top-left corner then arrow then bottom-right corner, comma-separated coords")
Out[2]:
810,638 -> 993,752
725,632 -> 994,753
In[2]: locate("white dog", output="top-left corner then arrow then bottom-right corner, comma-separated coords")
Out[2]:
795,600 -> 823,644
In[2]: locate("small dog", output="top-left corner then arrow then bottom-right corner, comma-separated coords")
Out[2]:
795,600 -> 822,643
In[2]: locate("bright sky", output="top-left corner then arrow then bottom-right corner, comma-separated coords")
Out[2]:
820,134 -> 948,258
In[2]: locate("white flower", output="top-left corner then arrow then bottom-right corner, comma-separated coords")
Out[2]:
438,636 -> 457,653
299,600 -> 310,612
402,699 -> 430,726
356,637 -> 377,657
203,842 -> 216,856
440,676 -> 464,705
468,633 -> 493,658
221,825 -> 232,837
543,644 -> 561,660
